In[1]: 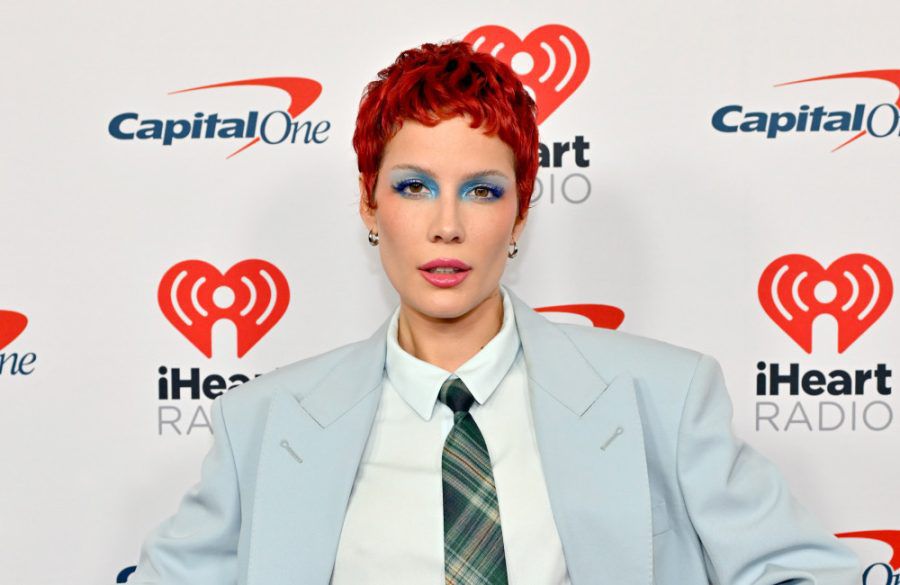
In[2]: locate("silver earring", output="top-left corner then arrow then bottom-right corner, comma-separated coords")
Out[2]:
368,229 -> 379,246
507,240 -> 518,259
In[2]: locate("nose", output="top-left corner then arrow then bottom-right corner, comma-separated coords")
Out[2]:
428,192 -> 465,244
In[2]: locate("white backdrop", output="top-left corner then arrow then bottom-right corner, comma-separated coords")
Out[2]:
1,1 -> 898,583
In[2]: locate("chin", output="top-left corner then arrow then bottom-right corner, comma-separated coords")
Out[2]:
412,290 -> 471,319
405,280 -> 494,320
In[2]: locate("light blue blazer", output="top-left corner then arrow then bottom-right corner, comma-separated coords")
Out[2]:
129,288 -> 861,585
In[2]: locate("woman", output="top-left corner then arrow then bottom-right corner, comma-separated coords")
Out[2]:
129,41 -> 861,585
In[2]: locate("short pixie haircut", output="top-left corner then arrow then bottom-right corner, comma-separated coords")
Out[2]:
353,40 -> 539,220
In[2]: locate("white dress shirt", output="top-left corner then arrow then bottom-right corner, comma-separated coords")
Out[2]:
331,285 -> 571,584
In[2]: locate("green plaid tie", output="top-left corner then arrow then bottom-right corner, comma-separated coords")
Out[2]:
438,375 -> 509,584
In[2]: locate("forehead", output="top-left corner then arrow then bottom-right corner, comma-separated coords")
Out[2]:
380,116 -> 515,174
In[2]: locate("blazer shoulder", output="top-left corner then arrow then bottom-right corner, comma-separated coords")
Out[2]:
215,335 -> 370,424
554,322 -> 706,387
552,323 -> 717,436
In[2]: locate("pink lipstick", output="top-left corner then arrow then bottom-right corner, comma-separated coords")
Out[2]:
418,258 -> 471,288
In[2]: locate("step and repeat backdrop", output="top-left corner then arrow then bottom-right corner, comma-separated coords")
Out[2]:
2,0 -> 898,583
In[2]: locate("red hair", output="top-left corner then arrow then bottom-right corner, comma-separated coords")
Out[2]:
353,40 -> 539,220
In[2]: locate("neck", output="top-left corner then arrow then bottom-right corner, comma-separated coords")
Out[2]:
397,288 -> 504,372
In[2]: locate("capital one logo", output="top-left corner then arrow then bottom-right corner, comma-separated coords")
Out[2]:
536,303 -> 624,329
758,254 -> 892,353
463,24 -> 589,125
158,260 -> 290,358
108,77 -> 326,159
0,310 -> 36,376
0,310 -> 27,351
712,69 -> 900,151
837,530 -> 900,581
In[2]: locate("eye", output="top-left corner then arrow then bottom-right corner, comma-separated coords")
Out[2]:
466,183 -> 504,200
393,179 -> 432,198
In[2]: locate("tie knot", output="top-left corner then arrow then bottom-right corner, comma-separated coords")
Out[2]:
438,376 -> 476,414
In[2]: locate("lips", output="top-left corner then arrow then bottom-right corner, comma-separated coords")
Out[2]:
417,258 -> 471,288
418,258 -> 471,272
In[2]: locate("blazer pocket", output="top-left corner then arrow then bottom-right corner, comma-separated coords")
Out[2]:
651,499 -> 672,536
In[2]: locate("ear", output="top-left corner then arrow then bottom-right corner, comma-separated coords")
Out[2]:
511,206 -> 528,242
358,173 -> 376,232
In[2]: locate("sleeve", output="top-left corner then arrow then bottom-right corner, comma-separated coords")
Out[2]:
676,353 -> 862,585
128,396 -> 241,585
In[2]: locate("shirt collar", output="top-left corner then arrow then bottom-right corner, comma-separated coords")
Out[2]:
384,284 -> 522,421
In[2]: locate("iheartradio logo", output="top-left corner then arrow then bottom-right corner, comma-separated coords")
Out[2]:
758,253 -> 893,353
158,259 -> 290,358
464,24 -> 589,125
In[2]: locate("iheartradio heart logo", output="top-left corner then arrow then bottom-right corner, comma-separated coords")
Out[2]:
158,259 -> 290,358
758,253 -> 892,353
464,24 -> 589,125
0,310 -> 28,351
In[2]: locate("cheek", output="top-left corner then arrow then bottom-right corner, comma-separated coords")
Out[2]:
376,200 -> 421,262
488,196 -> 518,232
469,209 -> 516,252
381,206 -> 420,240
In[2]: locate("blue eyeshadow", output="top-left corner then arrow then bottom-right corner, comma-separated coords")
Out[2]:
388,169 -> 508,201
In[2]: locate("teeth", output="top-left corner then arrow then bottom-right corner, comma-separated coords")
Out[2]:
429,267 -> 459,273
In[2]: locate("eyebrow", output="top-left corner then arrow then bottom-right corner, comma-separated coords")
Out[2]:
389,164 -> 511,182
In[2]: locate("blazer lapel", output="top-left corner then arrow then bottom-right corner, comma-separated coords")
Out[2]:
247,288 -> 652,585
507,288 -> 653,585
246,317 -> 390,585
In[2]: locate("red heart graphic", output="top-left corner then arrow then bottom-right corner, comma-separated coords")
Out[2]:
464,24 -> 590,125
758,253 -> 892,353
0,310 -> 28,351
158,259 -> 290,358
